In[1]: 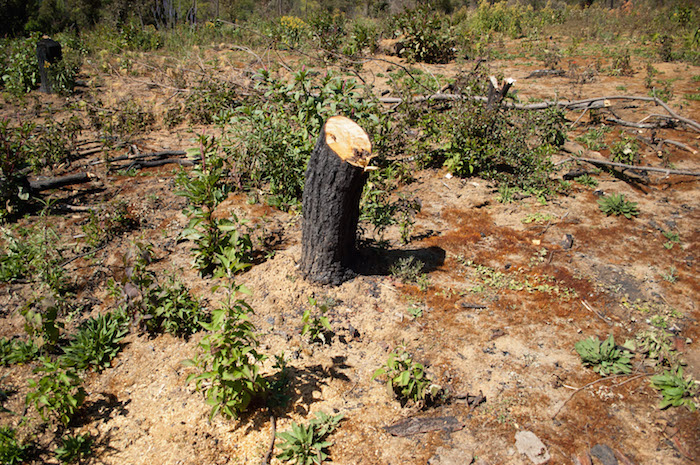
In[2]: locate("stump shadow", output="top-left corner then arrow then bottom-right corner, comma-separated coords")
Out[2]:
353,244 -> 446,276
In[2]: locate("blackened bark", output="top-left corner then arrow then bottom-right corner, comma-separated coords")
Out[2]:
37,38 -> 62,94
300,117 -> 373,285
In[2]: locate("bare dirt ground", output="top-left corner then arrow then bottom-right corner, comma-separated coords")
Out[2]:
1,36 -> 699,465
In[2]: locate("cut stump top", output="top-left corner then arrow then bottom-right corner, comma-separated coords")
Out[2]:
324,116 -> 374,170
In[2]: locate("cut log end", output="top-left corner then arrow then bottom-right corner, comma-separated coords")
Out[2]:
324,116 -> 374,170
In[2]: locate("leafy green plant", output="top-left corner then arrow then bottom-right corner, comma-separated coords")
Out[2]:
393,6 -> 456,64
184,253 -> 268,420
575,126 -> 610,151
650,367 -> 698,411
408,306 -> 423,319
372,347 -> 441,405
0,426 -> 29,465
0,338 -> 39,365
574,174 -> 598,187
176,136 -> 252,275
575,334 -> 633,375
662,230 -> 680,249
661,266 -> 678,284
60,310 -> 129,372
26,358 -> 86,426
276,412 -> 343,465
301,296 -> 333,345
598,193 -> 639,219
55,433 -> 92,464
610,136 -> 639,164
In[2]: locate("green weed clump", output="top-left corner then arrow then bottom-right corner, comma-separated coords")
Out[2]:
176,135 -> 253,276
276,412 -> 343,465
373,347 -> 442,406
651,367 -> 698,412
598,193 -> 639,219
575,334 -> 633,375
26,358 -> 86,426
55,433 -> 93,464
60,310 -> 129,372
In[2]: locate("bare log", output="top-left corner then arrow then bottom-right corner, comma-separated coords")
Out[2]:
29,173 -> 93,192
300,116 -> 374,285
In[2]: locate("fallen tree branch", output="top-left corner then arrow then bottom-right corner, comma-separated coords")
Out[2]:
108,158 -> 196,172
605,116 -> 672,129
556,156 -> 700,176
376,93 -> 700,131
93,150 -> 187,166
29,173 -> 94,192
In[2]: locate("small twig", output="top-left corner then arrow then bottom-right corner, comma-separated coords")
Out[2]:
552,373 -> 644,420
60,243 -> 108,267
581,300 -> 612,326
658,139 -> 698,155
570,107 -> 589,128
261,414 -> 276,465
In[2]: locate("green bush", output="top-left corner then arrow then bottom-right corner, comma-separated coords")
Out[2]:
184,278 -> 268,420
55,433 -> 93,464
598,193 -> 639,219
60,310 -> 129,372
26,358 -> 86,426
394,6 -> 456,64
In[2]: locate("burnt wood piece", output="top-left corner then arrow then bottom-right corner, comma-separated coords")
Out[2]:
300,116 -> 375,286
29,172 -> 92,192
37,38 -> 62,94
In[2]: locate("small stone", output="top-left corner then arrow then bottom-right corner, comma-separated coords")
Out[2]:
515,431 -> 551,464
590,444 -> 618,465
561,234 -> 574,250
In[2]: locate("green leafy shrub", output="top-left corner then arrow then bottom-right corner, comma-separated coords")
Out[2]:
0,37 -> 40,96
598,193 -> 639,219
372,347 -> 441,405
275,16 -> 310,49
394,6 -> 455,64
184,262 -> 268,420
55,433 -> 92,464
60,311 -> 129,372
26,358 -> 86,426
307,12 -> 347,57
185,80 -> 240,124
419,97 -> 564,192
276,412 -> 343,465
176,136 -> 252,275
0,426 -> 30,465
575,334 -> 633,375
651,367 -> 698,411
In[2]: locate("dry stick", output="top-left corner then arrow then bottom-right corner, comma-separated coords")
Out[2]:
91,150 -> 187,166
261,414 -> 276,465
658,139 -> 698,155
605,116 -> 671,129
570,107 -> 589,128
552,373 -> 647,420
555,156 -> 700,177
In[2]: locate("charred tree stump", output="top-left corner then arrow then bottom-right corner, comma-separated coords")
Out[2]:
300,116 -> 375,285
37,38 -> 62,94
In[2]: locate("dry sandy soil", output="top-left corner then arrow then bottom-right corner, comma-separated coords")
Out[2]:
1,36 -> 699,465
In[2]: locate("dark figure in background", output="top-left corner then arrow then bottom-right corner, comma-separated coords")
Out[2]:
37,38 -> 62,93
